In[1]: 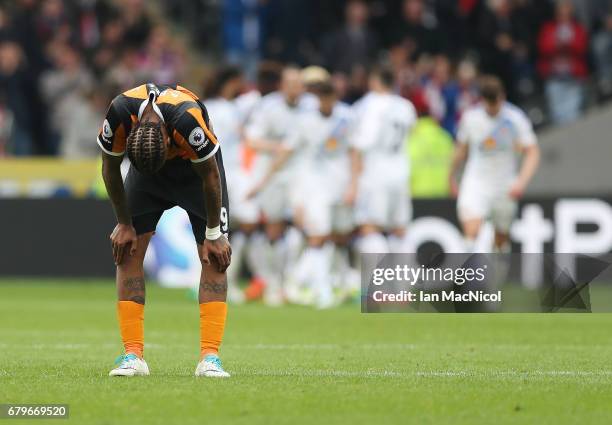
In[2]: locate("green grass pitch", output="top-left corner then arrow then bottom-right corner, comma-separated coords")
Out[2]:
1,280 -> 612,425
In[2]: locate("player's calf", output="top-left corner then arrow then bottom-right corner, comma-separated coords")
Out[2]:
196,256 -> 230,377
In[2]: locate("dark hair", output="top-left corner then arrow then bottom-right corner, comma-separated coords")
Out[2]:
206,65 -> 242,98
314,81 -> 336,97
479,75 -> 505,103
371,66 -> 395,88
257,61 -> 282,95
126,121 -> 167,175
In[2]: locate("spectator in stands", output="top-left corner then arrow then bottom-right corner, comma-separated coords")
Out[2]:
590,0 -> 612,97
321,0 -> 379,75
120,0 -> 151,48
0,41 -> 34,155
222,0 -> 268,80
422,55 -> 454,133
391,0 -> 444,59
455,58 -> 480,126
265,0 -> 315,65
40,43 -> 93,155
538,0 -> 589,125
104,47 -> 149,92
92,17 -> 126,76
61,88 -> 110,159
138,24 -> 185,85
477,0 -> 532,102
35,0 -> 71,46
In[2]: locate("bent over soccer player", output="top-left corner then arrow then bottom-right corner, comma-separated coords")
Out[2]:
97,83 -> 232,378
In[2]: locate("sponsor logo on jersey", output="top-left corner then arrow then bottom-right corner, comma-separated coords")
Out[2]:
189,127 -> 208,149
102,119 -> 113,141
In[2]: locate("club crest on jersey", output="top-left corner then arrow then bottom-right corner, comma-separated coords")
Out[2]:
102,119 -> 113,141
189,127 -> 208,149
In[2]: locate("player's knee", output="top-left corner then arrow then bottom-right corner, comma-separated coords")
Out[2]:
462,219 -> 482,239
239,223 -> 259,235
359,224 -> 380,236
308,236 -> 327,247
265,223 -> 285,241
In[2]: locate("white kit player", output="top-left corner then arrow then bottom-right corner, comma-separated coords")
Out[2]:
251,81 -> 355,308
347,67 -> 417,254
244,66 -> 315,305
205,66 -> 262,303
449,76 -> 540,252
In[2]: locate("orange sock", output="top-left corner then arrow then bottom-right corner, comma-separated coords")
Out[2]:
199,302 -> 227,358
117,301 -> 144,358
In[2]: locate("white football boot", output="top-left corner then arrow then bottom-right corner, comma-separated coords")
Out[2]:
195,354 -> 230,378
109,353 -> 150,377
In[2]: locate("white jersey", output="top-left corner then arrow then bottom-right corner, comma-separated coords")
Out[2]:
288,102 -> 354,201
235,90 -> 263,126
205,97 -> 242,171
350,92 -> 417,181
457,102 -> 537,185
244,92 -> 316,180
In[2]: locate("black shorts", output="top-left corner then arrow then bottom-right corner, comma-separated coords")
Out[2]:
125,148 -> 229,245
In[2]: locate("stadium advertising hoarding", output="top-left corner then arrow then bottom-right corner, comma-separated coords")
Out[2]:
1,197 -> 612,279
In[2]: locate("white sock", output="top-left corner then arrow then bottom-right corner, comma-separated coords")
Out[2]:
292,247 -> 315,286
246,232 -> 267,280
265,237 -> 287,292
464,237 -> 476,253
308,245 -> 333,307
284,226 -> 305,274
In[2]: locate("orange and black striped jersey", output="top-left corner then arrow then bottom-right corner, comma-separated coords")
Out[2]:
97,83 -> 219,163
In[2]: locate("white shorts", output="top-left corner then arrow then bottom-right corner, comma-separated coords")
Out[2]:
355,176 -> 412,230
457,179 -> 517,233
227,169 -> 260,225
257,176 -> 292,222
302,194 -> 353,236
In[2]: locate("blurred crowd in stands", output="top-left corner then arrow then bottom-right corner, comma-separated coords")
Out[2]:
1,0 -> 612,159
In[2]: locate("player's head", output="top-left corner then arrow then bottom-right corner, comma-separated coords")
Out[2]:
369,66 -> 395,93
302,66 -> 331,94
281,65 -> 304,105
208,65 -> 243,100
256,61 -> 282,96
127,104 -> 168,175
315,81 -> 337,117
479,75 -> 505,116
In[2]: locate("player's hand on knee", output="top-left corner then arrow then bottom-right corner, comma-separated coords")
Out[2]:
201,236 -> 232,273
110,224 -> 138,265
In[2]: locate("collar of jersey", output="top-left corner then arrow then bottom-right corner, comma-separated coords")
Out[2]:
138,92 -> 165,123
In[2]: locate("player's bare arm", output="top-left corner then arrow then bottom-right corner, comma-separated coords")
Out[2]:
246,135 -> 287,154
192,157 -> 232,272
246,144 -> 293,199
448,143 -> 468,199
509,144 -> 540,199
102,152 -> 137,265
344,147 -> 362,205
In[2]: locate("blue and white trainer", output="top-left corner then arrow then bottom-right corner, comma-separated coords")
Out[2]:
109,354 -> 150,377
195,354 -> 230,378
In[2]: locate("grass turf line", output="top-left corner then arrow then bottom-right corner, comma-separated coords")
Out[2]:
1,280 -> 612,425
